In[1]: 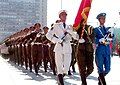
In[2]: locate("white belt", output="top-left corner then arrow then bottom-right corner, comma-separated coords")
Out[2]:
25,44 -> 28,47
31,42 -> 42,45
34,42 -> 42,45
22,44 -> 24,47
17,44 -> 20,47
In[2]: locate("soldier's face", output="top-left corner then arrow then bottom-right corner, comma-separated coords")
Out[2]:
43,28 -> 48,34
35,24 -> 41,29
59,12 -> 67,22
99,16 -> 106,25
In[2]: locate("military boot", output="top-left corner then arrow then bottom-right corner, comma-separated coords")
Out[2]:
98,73 -> 106,85
57,74 -> 64,85
81,76 -> 87,85
68,70 -> 72,75
98,77 -> 102,85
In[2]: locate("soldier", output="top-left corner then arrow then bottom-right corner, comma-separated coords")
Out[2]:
25,26 -> 35,72
31,32 -> 43,75
76,19 -> 94,85
68,39 -> 77,75
46,10 -> 78,85
31,23 -> 43,75
34,23 -> 42,32
42,26 -> 51,72
94,13 -> 114,85
49,24 -> 57,75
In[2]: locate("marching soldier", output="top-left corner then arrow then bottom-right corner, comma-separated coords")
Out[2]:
42,26 -> 51,72
25,26 -> 35,72
31,32 -> 43,75
17,28 -> 29,67
76,19 -> 94,85
46,23 -> 57,75
31,23 -> 42,75
68,39 -> 77,75
94,13 -> 114,85
49,41 -> 56,75
46,10 -> 78,85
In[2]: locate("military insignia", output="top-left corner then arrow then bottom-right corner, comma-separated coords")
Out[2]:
50,27 -> 54,30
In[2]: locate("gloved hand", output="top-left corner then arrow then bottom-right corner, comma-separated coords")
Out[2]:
79,38 -> 85,43
106,38 -> 113,42
108,27 -> 114,35
99,38 -> 105,43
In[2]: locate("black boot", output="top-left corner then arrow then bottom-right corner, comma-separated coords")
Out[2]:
68,70 -> 72,75
57,74 -> 64,85
72,65 -> 76,73
81,76 -> 87,85
98,73 -> 106,85
98,77 -> 102,85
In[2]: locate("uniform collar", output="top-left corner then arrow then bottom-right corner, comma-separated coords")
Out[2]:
99,25 -> 105,28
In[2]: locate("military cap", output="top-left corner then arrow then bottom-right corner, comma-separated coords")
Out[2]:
58,10 -> 67,16
43,26 -> 49,29
96,13 -> 106,19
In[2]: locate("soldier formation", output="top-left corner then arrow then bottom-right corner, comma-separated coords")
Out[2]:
0,10 -> 115,85
2,23 -> 56,75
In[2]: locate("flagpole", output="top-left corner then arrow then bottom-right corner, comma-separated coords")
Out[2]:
61,0 -> 62,9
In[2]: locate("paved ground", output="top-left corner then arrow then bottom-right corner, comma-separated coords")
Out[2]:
0,55 -> 120,85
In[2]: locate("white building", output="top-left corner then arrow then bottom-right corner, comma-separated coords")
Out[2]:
0,0 -> 47,42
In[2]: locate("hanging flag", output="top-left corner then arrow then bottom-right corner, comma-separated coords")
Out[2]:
73,0 -> 93,30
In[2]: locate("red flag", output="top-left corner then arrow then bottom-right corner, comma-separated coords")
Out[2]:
73,0 -> 92,30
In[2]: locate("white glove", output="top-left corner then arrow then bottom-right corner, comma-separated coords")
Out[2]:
108,28 -> 114,35
106,38 -> 113,42
36,34 -> 41,37
79,38 -> 85,43
99,38 -> 105,43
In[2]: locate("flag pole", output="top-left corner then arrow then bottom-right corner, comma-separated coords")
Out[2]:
61,0 -> 62,9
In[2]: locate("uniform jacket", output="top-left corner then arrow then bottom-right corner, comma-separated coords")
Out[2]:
94,26 -> 112,55
77,25 -> 94,52
46,22 -> 78,54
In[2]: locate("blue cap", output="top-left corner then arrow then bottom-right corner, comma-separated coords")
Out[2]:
96,13 -> 106,19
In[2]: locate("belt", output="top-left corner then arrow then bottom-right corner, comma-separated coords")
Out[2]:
31,42 -> 42,45
17,44 -> 20,47
22,44 -> 24,47
25,44 -> 28,47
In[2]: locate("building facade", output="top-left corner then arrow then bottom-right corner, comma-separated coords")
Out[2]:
0,0 -> 47,42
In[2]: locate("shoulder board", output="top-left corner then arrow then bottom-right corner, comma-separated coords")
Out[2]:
50,27 -> 54,30
50,23 -> 58,30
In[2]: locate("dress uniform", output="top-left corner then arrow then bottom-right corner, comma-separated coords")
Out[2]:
76,19 -> 94,85
42,27 -> 51,72
94,13 -> 114,85
68,39 -> 77,75
49,42 -> 56,75
25,28 -> 36,72
22,38 -> 29,70
31,31 -> 43,75
46,10 -> 78,85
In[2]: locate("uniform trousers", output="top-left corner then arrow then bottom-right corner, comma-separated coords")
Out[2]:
55,52 -> 71,74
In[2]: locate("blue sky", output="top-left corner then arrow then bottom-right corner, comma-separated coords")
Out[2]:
47,0 -> 120,28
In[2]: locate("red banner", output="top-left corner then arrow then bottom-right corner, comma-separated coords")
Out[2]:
73,0 -> 92,30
